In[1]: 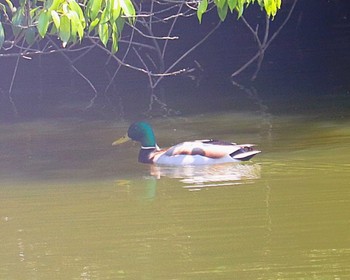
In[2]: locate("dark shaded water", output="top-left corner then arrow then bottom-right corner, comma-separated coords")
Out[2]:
1,95 -> 350,278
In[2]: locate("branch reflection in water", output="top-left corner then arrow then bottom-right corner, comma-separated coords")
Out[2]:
150,163 -> 261,190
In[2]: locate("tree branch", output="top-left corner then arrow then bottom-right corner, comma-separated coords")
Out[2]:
231,0 -> 298,81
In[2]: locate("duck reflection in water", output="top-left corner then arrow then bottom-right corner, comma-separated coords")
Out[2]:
150,163 -> 261,190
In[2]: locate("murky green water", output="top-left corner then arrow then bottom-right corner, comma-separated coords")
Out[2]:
1,107 -> 350,279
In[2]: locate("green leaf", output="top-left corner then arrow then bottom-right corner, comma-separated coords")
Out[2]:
51,10 -> 60,29
59,15 -> 71,44
0,22 -> 4,49
12,7 -> 24,25
111,22 -> 118,53
49,22 -> 58,35
62,2 -> 69,14
5,0 -> 14,12
76,19 -> 84,39
116,16 -> 124,36
90,0 -> 102,21
12,7 -> 25,36
215,0 -> 226,9
67,10 -> 84,40
111,0 -> 121,21
37,10 -> 51,37
45,0 -> 54,9
68,10 -> 78,40
88,17 -> 100,33
48,0 -> 64,11
119,0 -> 135,23
0,3 -> 6,14
111,32 -> 118,53
68,0 -> 85,22
197,0 -> 208,23
98,22 -> 109,46
227,0 -> 237,12
263,0 -> 281,17
30,7 -> 41,18
25,26 -> 36,45
236,1 -> 244,18
217,2 -> 228,21
101,5 -> 111,24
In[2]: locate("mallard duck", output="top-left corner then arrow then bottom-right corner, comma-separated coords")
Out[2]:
112,121 -> 261,165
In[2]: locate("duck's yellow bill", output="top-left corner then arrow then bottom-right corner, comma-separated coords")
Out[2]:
112,134 -> 131,145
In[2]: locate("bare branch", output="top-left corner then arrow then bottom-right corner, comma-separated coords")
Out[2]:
231,0 -> 298,80
94,42 -> 187,77
47,38 -> 99,109
153,20 -> 221,89
128,23 -> 179,40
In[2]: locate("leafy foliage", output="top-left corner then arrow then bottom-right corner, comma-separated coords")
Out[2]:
0,0 -> 135,52
0,22 -> 4,48
197,0 -> 282,22
0,0 -> 281,52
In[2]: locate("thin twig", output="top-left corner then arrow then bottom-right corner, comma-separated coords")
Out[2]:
251,15 -> 269,80
103,21 -> 136,94
128,23 -> 179,40
7,40 -> 25,117
265,0 -> 298,50
153,20 -> 221,89
231,0 -> 298,80
94,41 -> 186,77
48,38 -> 99,109
161,1 -> 184,58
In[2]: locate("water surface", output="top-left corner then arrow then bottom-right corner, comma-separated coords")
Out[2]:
1,109 -> 350,279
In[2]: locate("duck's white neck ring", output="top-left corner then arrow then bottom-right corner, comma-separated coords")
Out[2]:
141,146 -> 157,150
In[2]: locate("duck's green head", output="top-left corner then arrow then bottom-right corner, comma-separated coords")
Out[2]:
112,121 -> 157,148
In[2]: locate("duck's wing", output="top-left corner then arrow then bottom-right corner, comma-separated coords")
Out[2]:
150,140 -> 260,165
162,140 -> 251,159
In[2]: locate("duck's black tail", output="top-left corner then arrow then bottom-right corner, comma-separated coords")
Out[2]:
230,146 -> 261,161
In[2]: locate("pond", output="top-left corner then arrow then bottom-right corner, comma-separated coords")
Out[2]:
1,99 -> 350,279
